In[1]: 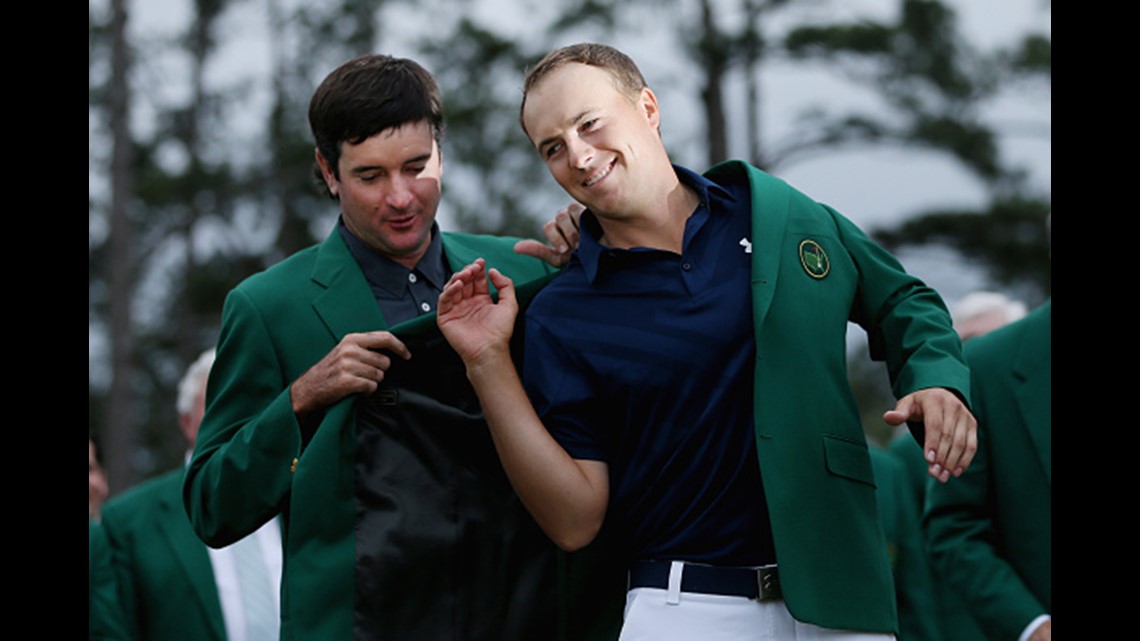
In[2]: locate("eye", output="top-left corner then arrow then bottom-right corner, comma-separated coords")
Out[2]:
580,118 -> 599,132
544,142 -> 564,159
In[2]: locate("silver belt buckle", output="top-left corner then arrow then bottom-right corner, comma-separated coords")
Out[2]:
756,564 -> 780,601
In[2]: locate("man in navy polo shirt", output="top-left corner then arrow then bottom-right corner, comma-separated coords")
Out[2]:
437,43 -> 977,640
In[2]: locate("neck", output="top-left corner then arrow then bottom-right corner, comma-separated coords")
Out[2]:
597,173 -> 698,253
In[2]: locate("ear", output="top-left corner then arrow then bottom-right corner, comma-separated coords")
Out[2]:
315,148 -> 339,197
639,87 -> 661,130
178,413 -> 196,450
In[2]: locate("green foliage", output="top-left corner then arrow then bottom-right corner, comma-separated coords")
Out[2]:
784,23 -> 893,56
909,116 -> 1002,180
872,198 -> 1051,300
1009,33 -> 1051,76
780,0 -> 1011,183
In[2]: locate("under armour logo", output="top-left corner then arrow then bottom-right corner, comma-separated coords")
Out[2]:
739,237 -> 752,254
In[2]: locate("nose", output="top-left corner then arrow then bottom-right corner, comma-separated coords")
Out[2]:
385,174 -> 415,210
566,138 -> 594,171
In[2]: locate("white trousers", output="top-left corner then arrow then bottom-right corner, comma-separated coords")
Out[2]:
618,562 -> 896,641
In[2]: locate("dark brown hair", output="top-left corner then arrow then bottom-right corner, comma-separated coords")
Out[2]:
309,54 -> 444,198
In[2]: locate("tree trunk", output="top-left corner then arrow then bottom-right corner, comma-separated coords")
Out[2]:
699,0 -> 728,167
104,0 -> 136,496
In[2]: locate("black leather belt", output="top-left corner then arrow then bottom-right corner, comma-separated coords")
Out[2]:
628,560 -> 782,601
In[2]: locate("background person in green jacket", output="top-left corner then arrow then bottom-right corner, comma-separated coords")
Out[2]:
102,350 -> 283,641
437,42 -> 977,641
924,298 -> 1051,641
884,290 -> 1027,641
182,53 -> 610,641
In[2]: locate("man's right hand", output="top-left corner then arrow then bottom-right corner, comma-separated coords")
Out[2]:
290,331 -> 411,415
437,258 -> 517,369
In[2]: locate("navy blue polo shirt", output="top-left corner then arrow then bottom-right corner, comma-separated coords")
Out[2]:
522,165 -> 776,568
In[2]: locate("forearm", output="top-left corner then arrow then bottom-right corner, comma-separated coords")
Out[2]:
465,351 -> 607,551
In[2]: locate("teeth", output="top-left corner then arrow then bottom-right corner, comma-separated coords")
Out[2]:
584,161 -> 613,187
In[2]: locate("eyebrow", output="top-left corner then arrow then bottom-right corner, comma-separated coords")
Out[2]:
535,109 -> 592,152
350,152 -> 434,174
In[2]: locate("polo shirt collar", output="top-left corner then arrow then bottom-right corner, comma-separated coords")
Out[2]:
337,217 -> 448,296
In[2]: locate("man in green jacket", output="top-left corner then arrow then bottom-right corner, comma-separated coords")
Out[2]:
437,43 -> 977,640
182,54 -> 604,640
925,300 -> 1051,641
104,350 -> 282,641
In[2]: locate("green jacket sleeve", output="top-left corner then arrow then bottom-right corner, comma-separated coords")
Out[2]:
830,205 -> 970,405
183,285 -> 304,547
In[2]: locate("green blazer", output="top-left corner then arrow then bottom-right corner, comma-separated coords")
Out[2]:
924,300 -> 1051,641
869,446 -> 940,641
183,228 -> 562,640
708,161 -> 971,633
90,519 -> 131,641
888,434 -> 986,640
101,469 -> 227,641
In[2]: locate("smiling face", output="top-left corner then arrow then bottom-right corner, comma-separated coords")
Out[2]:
316,120 -> 442,269
522,63 -> 665,220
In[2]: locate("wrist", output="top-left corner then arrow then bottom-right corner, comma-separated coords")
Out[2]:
464,345 -> 515,381
289,379 -> 314,416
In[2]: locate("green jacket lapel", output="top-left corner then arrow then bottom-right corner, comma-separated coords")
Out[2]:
157,474 -> 226,640
311,228 -> 390,336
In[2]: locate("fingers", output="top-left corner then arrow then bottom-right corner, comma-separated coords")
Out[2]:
563,202 -> 585,228
291,331 -> 410,413
513,202 -> 584,268
549,205 -> 581,248
895,388 -> 977,483
940,404 -> 977,478
440,259 -> 499,318
487,268 -> 516,305
513,239 -> 559,265
439,277 -> 462,313
354,330 -> 412,362
929,398 -> 977,481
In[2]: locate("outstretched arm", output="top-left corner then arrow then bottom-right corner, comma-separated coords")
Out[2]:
884,387 -> 977,482
438,259 -> 608,551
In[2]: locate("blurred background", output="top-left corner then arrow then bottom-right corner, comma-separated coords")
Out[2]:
89,0 -> 1050,497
